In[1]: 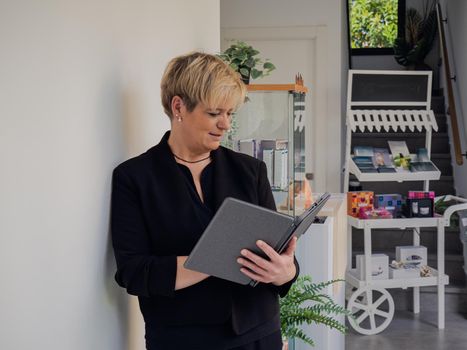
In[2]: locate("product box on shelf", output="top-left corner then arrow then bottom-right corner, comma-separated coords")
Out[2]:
356,254 -> 389,280
403,198 -> 434,217
408,191 -> 435,199
374,194 -> 403,217
389,264 -> 421,279
347,191 -> 374,218
396,245 -> 428,267
358,207 -> 393,219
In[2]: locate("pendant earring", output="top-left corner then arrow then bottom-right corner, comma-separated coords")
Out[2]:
176,114 -> 182,122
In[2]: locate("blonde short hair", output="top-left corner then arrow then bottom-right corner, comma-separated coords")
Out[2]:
160,52 -> 247,118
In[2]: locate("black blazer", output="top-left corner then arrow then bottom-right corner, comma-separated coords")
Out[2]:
111,131 -> 298,335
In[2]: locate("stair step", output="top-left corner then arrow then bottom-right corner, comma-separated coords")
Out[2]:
431,96 -> 445,113
431,154 -> 453,175
432,88 -> 444,97
434,113 -> 447,132
431,153 -> 451,158
435,112 -> 447,121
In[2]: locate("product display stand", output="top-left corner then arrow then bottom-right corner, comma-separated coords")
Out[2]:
343,70 -> 467,335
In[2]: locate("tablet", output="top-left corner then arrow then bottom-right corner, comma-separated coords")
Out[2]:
185,192 -> 330,285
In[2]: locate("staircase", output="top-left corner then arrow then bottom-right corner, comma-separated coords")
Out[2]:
350,89 -> 466,309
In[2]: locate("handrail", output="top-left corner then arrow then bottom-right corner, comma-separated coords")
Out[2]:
436,3 -> 464,165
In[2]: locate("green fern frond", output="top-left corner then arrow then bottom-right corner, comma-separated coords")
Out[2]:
280,276 -> 348,345
283,327 -> 315,346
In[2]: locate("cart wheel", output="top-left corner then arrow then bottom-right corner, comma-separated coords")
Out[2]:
347,286 -> 394,335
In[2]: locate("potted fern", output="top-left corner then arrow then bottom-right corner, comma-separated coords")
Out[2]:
279,276 -> 349,349
218,41 -> 275,84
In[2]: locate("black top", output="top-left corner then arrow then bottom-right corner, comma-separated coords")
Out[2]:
161,162 -> 279,349
177,161 -> 214,224
111,131 -> 299,349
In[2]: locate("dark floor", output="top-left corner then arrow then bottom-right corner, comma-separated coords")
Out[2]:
345,310 -> 467,350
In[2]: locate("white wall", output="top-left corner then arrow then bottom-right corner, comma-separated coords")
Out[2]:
220,0 -> 346,193
443,0 -> 467,196
0,1 -> 219,349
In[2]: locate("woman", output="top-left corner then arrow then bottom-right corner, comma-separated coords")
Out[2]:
111,52 -> 299,350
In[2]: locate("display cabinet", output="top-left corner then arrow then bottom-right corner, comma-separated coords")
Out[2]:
223,82 -> 310,217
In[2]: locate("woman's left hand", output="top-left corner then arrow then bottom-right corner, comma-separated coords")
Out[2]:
237,236 -> 297,286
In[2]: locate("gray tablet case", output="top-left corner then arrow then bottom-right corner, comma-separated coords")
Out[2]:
184,192 -> 330,286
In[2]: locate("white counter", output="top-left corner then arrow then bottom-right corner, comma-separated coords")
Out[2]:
294,193 -> 347,350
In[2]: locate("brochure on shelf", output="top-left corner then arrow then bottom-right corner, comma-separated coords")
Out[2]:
373,147 -> 396,172
373,148 -> 392,167
410,148 -> 438,172
352,145 -> 435,173
410,162 -> 438,172
354,146 -> 374,157
388,140 -> 410,157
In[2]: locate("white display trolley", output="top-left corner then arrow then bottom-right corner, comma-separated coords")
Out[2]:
343,70 -> 467,335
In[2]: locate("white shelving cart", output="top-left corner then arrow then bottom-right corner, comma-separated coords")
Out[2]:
343,70 -> 467,335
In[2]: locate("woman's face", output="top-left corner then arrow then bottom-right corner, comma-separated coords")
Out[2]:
179,101 -> 234,154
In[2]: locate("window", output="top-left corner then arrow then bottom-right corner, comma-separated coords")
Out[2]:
347,0 -> 405,55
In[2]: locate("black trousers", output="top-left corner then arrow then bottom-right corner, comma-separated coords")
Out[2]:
228,330 -> 282,350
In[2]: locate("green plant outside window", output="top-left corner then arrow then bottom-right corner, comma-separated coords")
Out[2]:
349,0 -> 399,49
